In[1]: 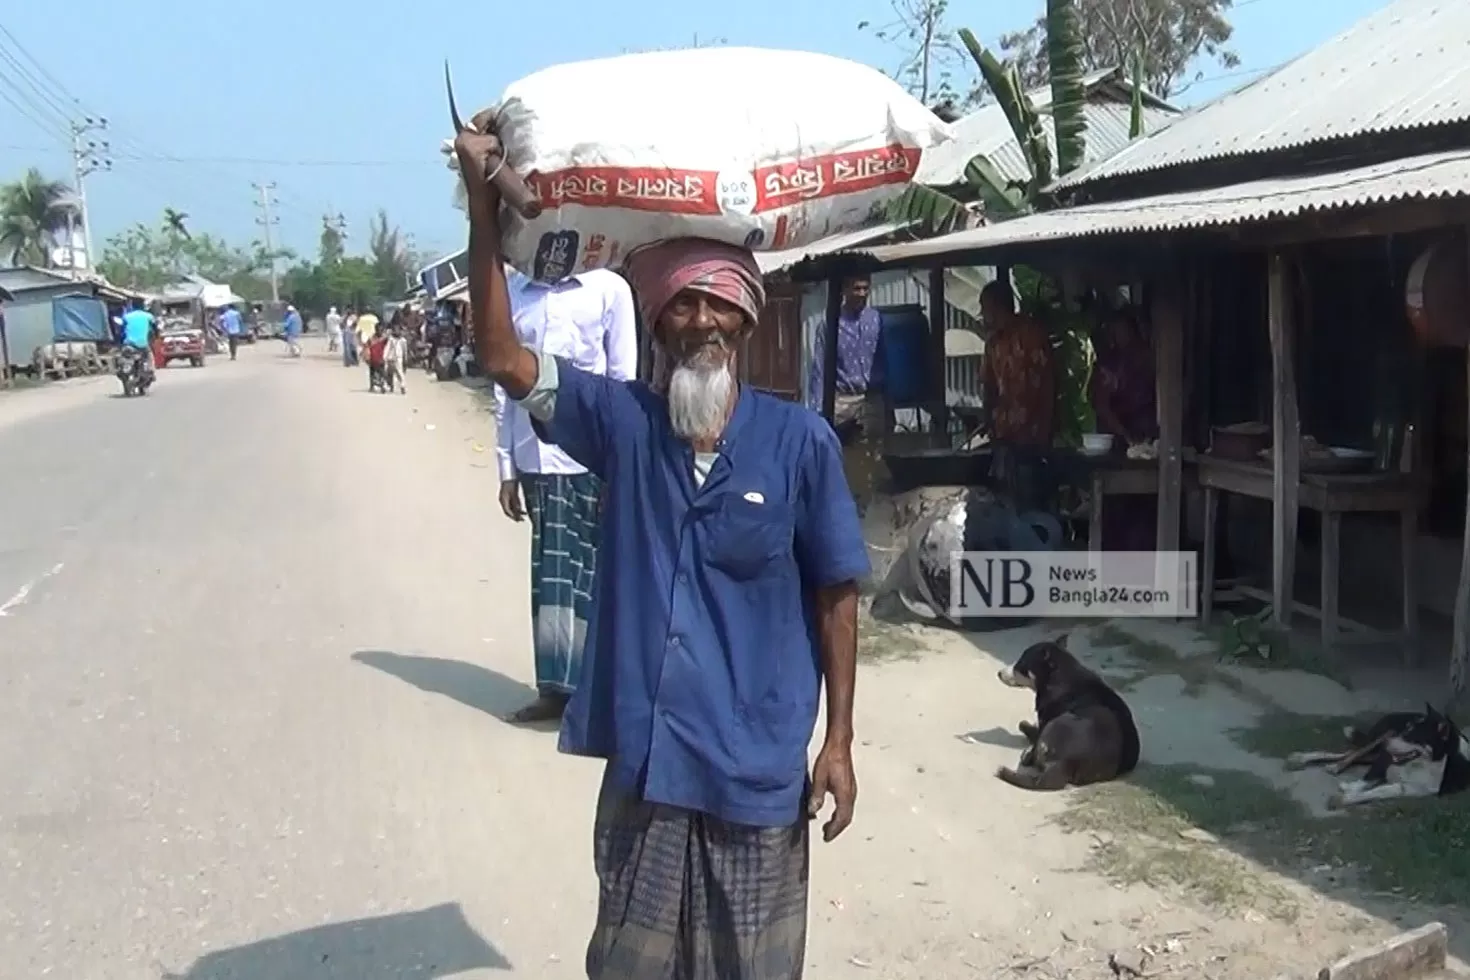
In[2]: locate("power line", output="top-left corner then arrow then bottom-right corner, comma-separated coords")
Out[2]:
0,41 -> 74,123
0,145 -> 431,168
0,22 -> 351,238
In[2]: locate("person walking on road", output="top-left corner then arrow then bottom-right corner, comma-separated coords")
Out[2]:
455,122 -> 868,980
220,304 -> 244,361
341,309 -> 359,367
383,324 -> 409,394
355,309 -> 379,355
325,306 -> 342,353
492,264 -> 637,724
283,305 -> 304,358
364,325 -> 389,392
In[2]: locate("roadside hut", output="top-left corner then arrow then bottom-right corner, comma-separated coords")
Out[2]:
790,0 -> 1470,676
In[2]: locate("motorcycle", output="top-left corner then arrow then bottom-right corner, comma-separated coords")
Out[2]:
117,346 -> 154,397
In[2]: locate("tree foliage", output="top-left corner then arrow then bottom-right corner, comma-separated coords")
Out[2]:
367,209 -> 415,298
319,222 -> 344,266
998,0 -> 1239,98
0,168 -> 74,267
1047,0 -> 1090,176
281,256 -> 383,314
97,216 -> 286,302
859,0 -> 976,110
96,207 -> 421,314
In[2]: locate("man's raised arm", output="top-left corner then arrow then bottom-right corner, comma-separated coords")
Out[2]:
455,128 -> 539,398
453,124 -> 623,476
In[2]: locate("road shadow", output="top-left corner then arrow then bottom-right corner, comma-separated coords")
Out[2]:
352,650 -> 553,728
161,902 -> 509,978
959,726 -> 1029,750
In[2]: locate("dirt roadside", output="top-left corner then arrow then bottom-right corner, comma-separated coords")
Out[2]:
414,373 -> 1449,979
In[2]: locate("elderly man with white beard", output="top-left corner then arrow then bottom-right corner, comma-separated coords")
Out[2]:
455,125 -> 869,980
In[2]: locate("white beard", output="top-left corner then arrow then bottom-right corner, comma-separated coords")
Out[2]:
668,357 -> 734,443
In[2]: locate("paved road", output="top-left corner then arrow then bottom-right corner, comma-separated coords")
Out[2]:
3,341 -> 1351,980
0,344 -> 597,978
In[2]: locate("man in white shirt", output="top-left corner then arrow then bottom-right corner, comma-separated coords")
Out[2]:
325,306 -> 342,353
494,266 -> 638,723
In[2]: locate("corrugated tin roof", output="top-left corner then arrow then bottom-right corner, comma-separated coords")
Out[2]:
858,149 -> 1470,264
1054,0 -> 1470,190
0,266 -> 74,293
919,96 -> 1179,188
755,222 -> 913,275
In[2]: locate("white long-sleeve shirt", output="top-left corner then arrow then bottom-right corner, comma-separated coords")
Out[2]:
494,268 -> 638,480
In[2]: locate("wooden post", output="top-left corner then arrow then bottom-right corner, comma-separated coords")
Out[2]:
821,276 -> 841,423
0,311 -> 10,388
1268,252 -> 1302,632
1152,279 -> 1185,555
928,266 -> 950,444
1451,229 -> 1470,695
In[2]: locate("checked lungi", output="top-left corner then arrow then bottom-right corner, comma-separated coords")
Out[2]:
521,471 -> 601,696
586,768 -> 811,980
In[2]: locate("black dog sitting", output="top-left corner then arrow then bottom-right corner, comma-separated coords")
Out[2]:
995,635 -> 1141,790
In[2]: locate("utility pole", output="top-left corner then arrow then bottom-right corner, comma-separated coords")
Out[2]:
70,116 -> 110,274
403,233 -> 418,294
253,182 -> 280,302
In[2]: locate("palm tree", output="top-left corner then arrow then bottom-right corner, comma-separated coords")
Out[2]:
0,169 -> 74,267
162,208 -> 191,239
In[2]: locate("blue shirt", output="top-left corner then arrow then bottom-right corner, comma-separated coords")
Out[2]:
284,310 -> 303,337
221,309 -> 243,336
121,310 -> 154,349
529,355 -> 870,827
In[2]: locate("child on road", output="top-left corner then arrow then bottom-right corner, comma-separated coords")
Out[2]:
384,326 -> 408,394
365,326 -> 389,393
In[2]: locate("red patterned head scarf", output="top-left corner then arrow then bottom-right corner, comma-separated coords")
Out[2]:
623,238 -> 765,393
623,238 -> 765,332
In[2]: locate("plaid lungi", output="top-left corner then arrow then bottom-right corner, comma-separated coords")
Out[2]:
585,769 -> 811,980
521,471 -> 600,696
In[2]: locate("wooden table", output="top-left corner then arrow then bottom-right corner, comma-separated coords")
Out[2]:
1195,454 -> 1420,660
1079,452 -> 1162,553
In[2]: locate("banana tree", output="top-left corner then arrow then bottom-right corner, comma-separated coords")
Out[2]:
1128,53 -> 1147,139
885,0 -> 1092,233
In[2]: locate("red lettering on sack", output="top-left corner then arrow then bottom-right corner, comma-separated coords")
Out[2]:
526,166 -> 721,216
771,214 -> 790,250
751,144 -> 922,214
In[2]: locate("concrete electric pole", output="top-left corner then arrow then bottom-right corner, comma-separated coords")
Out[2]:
70,117 -> 110,272
253,182 -> 280,302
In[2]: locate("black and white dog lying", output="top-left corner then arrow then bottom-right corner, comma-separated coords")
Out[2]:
994,636 -> 1141,791
1284,704 -> 1470,809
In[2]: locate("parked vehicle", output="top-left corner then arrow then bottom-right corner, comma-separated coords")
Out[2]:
116,346 -> 153,397
159,318 -> 207,367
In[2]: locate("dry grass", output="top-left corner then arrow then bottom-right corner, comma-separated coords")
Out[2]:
857,616 -> 929,662
1059,754 -> 1470,914
1056,765 -> 1301,919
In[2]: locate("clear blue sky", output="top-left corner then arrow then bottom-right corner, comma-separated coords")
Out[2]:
0,0 -> 1392,265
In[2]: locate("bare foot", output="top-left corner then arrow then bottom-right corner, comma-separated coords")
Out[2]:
506,693 -> 568,724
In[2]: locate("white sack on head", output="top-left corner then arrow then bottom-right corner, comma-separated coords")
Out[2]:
440,47 -> 953,281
